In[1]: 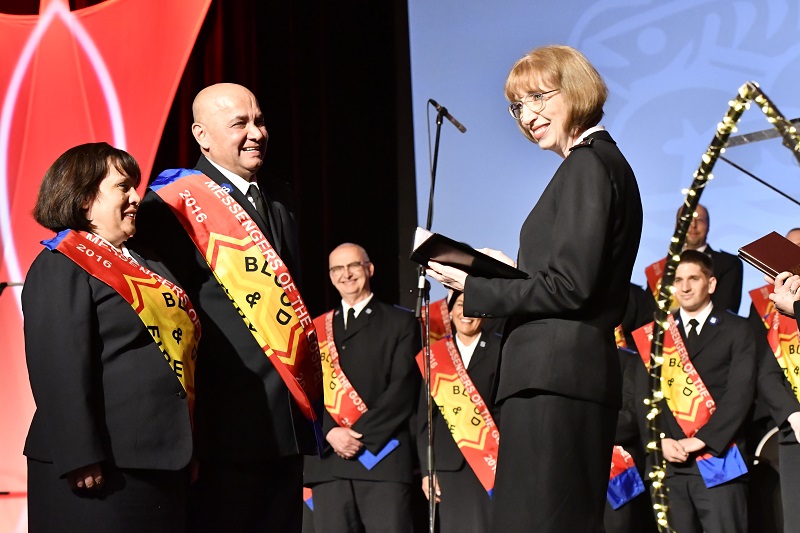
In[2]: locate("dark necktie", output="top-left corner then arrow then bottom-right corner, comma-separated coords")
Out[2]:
346,308 -> 356,330
247,183 -> 274,243
686,318 -> 700,352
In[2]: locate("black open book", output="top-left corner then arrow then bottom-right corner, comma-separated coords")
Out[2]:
739,231 -> 800,278
410,227 -> 528,279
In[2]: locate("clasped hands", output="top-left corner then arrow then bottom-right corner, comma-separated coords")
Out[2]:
661,437 -> 706,463
326,427 -> 364,460
426,248 -> 515,291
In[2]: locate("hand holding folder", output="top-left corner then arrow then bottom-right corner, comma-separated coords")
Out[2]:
410,227 -> 527,279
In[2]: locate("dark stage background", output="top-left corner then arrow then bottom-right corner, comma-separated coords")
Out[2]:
5,0 -> 420,315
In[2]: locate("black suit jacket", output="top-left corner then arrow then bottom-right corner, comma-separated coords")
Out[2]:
304,299 -> 421,484
416,332 -> 502,472
132,156 -> 314,460
636,308 -> 756,475
23,248 -> 193,476
706,245 -> 743,314
757,319 -> 800,445
621,283 -> 656,349
464,130 -> 643,408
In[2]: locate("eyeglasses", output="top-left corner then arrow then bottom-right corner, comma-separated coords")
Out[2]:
329,261 -> 370,276
508,89 -> 559,120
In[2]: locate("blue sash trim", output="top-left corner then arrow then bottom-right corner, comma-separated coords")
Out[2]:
42,229 -> 71,250
607,466 -> 645,510
303,492 -> 314,511
697,443 -> 748,488
357,438 -> 399,470
150,168 -> 201,191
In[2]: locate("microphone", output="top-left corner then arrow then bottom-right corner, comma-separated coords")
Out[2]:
0,281 -> 23,296
428,99 -> 467,133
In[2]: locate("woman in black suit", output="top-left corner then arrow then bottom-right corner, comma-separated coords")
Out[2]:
23,143 -> 196,532
427,45 -> 643,532
418,291 -> 501,533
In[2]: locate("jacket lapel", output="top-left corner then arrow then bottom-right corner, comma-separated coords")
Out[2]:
260,179 -> 285,255
466,335 -> 489,371
194,156 -> 272,242
690,310 -> 722,358
338,300 -> 375,343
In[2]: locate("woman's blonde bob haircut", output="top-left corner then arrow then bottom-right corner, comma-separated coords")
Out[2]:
505,45 -> 607,143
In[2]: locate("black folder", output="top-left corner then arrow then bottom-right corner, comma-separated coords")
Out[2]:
410,227 -> 528,279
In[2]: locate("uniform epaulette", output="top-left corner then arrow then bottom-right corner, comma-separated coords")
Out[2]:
568,138 -> 595,152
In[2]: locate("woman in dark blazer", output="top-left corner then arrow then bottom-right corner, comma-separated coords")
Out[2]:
417,292 -> 501,533
427,45 -> 643,532
23,143 -> 196,532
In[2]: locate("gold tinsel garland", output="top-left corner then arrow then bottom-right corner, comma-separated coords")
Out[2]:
646,81 -> 800,532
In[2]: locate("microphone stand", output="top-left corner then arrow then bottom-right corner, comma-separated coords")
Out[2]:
415,107 -> 446,533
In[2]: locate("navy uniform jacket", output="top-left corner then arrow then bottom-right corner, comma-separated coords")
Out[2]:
131,156 -> 314,461
464,130 -> 643,409
304,298 -> 421,484
23,247 -> 193,475
756,302 -> 800,445
706,246 -> 743,314
635,308 -> 757,475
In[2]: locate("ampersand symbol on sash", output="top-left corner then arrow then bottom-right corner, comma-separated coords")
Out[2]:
172,328 -> 183,344
668,378 -> 674,386
453,406 -> 461,415
246,291 -> 262,308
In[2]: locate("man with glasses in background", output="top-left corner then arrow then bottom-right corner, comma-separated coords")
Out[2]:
304,243 -> 420,533
678,203 -> 743,314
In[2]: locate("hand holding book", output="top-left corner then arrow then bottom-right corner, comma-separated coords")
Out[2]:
427,261 -> 468,292
739,231 -> 800,316
411,227 -> 527,280
476,247 -> 517,268
766,271 -> 800,317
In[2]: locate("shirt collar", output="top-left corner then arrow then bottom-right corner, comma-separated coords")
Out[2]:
680,301 -> 714,334
455,332 -> 482,369
204,156 -> 256,196
573,125 -> 606,147
342,293 -> 374,319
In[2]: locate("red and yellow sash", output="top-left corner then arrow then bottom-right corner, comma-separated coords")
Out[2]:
614,325 -> 627,348
633,317 -> 747,485
416,336 -> 499,495
421,298 -> 452,343
151,169 -> 322,422
44,230 -> 199,412
750,284 -> 775,329
751,285 -> 800,400
314,311 -> 368,427
645,258 -> 667,300
632,318 -> 716,435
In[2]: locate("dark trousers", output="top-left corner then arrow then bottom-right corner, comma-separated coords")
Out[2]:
27,459 -> 187,533
490,392 -> 617,533
780,443 -> 800,533
665,474 -> 747,533
436,466 -> 492,533
188,454 -> 303,533
311,478 -> 412,533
